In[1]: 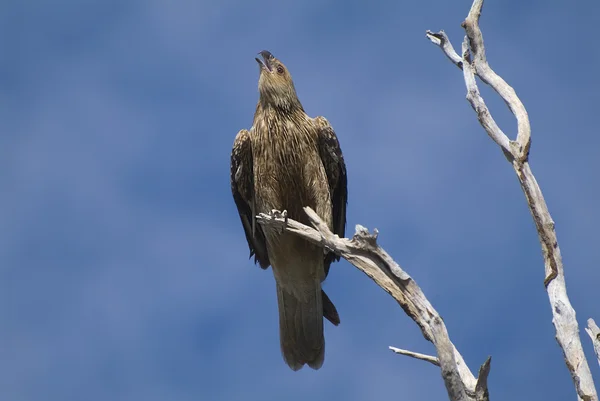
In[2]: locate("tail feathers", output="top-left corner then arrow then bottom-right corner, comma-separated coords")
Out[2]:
277,282 -> 325,371
322,290 -> 340,326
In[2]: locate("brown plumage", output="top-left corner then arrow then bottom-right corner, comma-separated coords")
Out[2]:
230,50 -> 347,371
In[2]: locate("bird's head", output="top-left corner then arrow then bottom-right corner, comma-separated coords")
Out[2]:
255,50 -> 301,110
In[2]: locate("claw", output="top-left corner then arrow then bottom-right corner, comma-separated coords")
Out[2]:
268,209 -> 288,234
281,209 -> 288,226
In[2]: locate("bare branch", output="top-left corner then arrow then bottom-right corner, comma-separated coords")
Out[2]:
427,0 -> 598,400
585,319 -> 600,368
426,31 -> 512,157
461,0 -> 531,159
388,346 -> 440,366
513,163 -> 598,401
475,357 -> 491,401
460,36 -> 512,156
425,30 -> 463,68
258,208 -> 487,401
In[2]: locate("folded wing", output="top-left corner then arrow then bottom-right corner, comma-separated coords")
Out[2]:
230,129 -> 270,268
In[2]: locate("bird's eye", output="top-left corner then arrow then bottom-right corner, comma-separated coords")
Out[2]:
276,65 -> 285,74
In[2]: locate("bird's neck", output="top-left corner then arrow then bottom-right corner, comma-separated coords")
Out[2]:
253,100 -> 308,135
256,94 -> 304,116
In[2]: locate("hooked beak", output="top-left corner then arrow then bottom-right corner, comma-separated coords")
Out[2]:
255,50 -> 274,72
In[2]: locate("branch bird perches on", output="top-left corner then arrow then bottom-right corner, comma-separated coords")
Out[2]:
258,207 -> 488,401
259,0 -> 598,400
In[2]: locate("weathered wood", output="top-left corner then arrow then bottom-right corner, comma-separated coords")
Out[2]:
258,208 -> 481,401
388,347 -> 440,366
586,319 -> 600,369
427,0 -> 597,400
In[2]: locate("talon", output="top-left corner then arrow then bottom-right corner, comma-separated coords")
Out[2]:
265,209 -> 288,234
281,210 -> 288,225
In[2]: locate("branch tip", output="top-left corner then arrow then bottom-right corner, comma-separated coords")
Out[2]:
475,356 -> 492,401
389,346 -> 440,367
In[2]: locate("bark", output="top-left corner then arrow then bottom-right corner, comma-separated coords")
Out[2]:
586,319 -> 600,369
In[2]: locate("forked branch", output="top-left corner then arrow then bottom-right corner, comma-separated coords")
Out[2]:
427,0 -> 598,400
258,208 -> 488,401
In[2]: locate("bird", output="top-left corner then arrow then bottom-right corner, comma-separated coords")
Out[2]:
230,50 -> 348,371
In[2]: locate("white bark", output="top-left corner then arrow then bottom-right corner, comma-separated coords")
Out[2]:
257,208 -> 488,401
586,319 -> 600,369
427,1 -> 598,400
388,347 -> 439,366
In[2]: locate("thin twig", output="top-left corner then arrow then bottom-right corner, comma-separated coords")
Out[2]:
388,346 -> 440,366
425,30 -> 463,68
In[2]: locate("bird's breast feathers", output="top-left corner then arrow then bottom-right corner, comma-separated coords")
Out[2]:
251,112 -> 331,226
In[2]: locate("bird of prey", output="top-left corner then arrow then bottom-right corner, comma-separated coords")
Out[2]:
230,50 -> 348,371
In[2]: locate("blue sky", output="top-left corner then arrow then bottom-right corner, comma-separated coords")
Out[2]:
2,0 -> 599,400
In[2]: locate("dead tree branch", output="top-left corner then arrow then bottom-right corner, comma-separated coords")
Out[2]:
388,346 -> 440,366
427,0 -> 598,400
586,319 -> 600,369
257,208 -> 488,401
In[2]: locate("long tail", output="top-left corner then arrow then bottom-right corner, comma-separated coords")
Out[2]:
276,279 -> 325,371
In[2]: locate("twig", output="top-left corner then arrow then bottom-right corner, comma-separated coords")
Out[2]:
388,346 -> 440,366
425,30 -> 463,68
427,0 -> 598,400
258,208 -> 484,401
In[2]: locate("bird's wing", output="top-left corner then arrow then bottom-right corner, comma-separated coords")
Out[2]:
230,129 -> 270,269
314,116 -> 348,276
